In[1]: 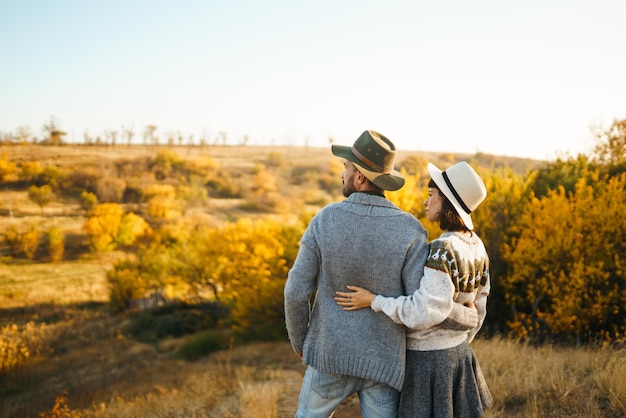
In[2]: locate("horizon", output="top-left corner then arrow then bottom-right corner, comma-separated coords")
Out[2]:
1,1 -> 625,161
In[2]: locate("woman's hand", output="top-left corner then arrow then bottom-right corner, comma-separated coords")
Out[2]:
335,285 -> 376,311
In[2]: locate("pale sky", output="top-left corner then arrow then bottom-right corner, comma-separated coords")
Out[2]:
1,0 -> 625,160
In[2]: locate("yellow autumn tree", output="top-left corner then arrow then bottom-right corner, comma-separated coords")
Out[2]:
387,169 -> 425,219
0,154 -> 17,181
143,184 -> 183,221
84,203 -> 150,252
194,218 -> 303,338
501,172 -> 626,343
84,203 -> 124,251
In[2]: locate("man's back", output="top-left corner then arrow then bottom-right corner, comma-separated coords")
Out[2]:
284,192 -> 428,391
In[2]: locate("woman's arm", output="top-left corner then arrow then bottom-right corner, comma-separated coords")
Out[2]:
335,285 -> 375,310
335,267 -> 456,330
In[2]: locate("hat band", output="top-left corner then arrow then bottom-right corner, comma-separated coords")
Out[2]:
351,146 -> 389,174
442,171 -> 471,214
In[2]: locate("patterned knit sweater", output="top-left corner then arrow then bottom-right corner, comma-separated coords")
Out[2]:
371,231 -> 490,351
284,192 -> 429,391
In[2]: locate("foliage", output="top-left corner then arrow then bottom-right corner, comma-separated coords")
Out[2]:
0,322 -> 53,375
38,390 -> 79,418
531,154 -> 594,198
399,154 -> 428,176
83,203 -> 124,251
80,190 -> 98,212
151,149 -> 185,179
591,118 -> 626,176
0,154 -> 17,180
106,217 -> 303,338
501,173 -> 626,344
472,166 -> 536,332
107,260 -> 143,312
19,161 -> 43,182
142,184 -> 183,221
95,176 -> 126,203
197,218 -> 302,337
4,224 -> 40,259
47,226 -> 64,263
206,173 -> 243,198
176,329 -> 233,360
124,301 -> 230,342
116,212 -> 152,247
39,164 -> 65,189
83,203 -> 150,252
28,184 -> 53,213
387,169 -> 426,219
62,166 -> 102,195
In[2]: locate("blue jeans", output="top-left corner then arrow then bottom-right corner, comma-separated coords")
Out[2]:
295,366 -> 399,418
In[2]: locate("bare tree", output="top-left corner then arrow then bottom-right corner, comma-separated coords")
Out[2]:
143,125 -> 157,148
124,126 -> 135,147
42,116 -> 66,146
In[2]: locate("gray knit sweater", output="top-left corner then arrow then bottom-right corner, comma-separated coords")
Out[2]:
284,192 -> 429,391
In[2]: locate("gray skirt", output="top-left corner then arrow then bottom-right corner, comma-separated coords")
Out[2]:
399,340 -> 492,418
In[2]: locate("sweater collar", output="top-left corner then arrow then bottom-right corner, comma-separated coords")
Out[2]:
346,191 -> 397,208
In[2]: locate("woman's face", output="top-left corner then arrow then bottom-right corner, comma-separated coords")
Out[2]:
424,187 -> 444,223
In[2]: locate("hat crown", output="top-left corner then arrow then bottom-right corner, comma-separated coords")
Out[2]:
442,162 -> 487,212
427,161 -> 486,230
351,130 -> 397,174
331,130 -> 405,191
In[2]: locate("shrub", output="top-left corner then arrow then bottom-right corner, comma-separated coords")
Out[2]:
124,301 -> 230,342
47,227 -> 64,263
95,176 -> 126,203
108,263 -> 143,312
176,329 -> 232,360
40,164 -> 65,189
5,224 -> 40,259
0,322 -> 53,375
19,161 -> 43,183
28,184 -> 53,213
115,212 -> 151,247
62,166 -> 102,194
80,190 -> 99,212
0,155 -> 17,181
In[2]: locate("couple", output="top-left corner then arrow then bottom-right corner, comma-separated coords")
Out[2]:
284,130 -> 492,418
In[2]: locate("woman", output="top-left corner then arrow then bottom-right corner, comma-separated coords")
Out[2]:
336,161 -> 492,418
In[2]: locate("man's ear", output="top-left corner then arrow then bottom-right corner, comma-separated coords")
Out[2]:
355,169 -> 366,184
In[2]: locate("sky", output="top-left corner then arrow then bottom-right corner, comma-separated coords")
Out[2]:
1,0 -> 625,160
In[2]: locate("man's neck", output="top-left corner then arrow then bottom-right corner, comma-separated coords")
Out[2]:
355,189 -> 385,197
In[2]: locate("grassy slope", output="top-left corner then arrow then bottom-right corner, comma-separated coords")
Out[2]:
6,145 -> 624,417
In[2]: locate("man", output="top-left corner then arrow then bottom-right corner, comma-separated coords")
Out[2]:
284,130 -> 430,418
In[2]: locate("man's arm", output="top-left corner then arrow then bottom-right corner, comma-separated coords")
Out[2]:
284,238 -> 319,356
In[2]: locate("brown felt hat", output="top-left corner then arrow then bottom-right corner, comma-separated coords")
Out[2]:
331,130 -> 405,191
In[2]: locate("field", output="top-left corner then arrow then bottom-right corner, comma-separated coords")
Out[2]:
1,144 -> 624,417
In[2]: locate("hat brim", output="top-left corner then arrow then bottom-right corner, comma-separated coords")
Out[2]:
332,145 -> 405,191
427,163 -> 474,230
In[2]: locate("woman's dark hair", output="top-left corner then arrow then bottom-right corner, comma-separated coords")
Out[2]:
428,178 -> 471,233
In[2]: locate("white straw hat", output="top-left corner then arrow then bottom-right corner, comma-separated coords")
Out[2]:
427,161 -> 487,230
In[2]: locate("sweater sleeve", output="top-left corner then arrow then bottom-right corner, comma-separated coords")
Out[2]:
468,279 -> 490,343
284,236 -> 319,355
371,267 -> 454,330
440,302 -> 479,331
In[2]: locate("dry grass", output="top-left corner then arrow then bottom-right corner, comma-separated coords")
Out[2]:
0,260 -> 109,308
0,144 -> 619,417
24,336 -> 626,418
475,337 -> 626,418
